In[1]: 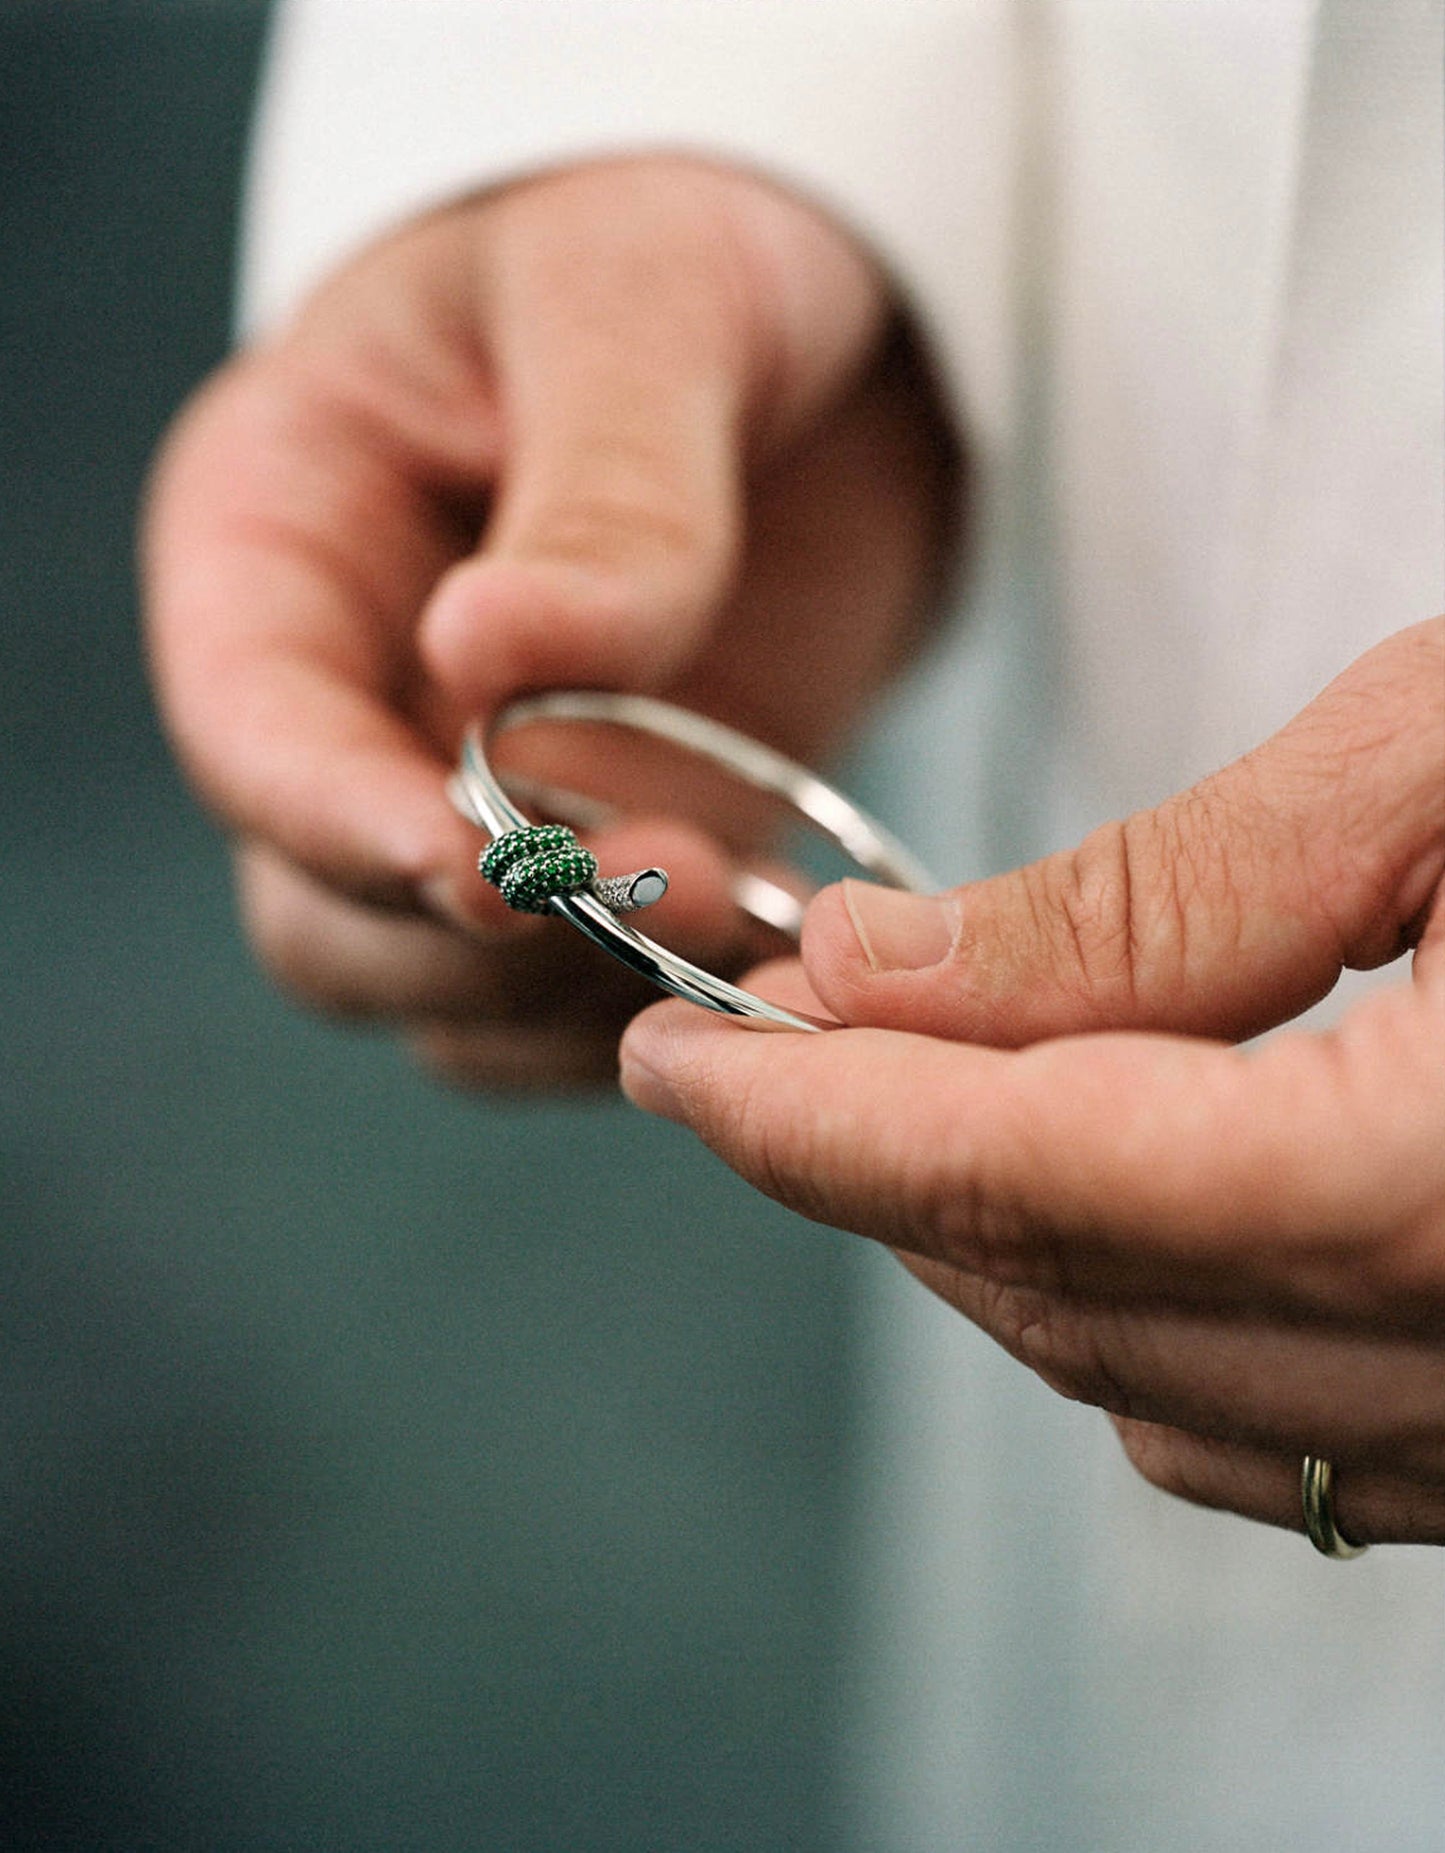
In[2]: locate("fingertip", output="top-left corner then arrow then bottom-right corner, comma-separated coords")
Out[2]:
422,554 -> 624,708
618,956 -> 823,1120
801,879 -> 960,1025
617,1041 -> 684,1124
419,552 -> 700,715
799,881 -> 865,986
618,996 -> 713,1122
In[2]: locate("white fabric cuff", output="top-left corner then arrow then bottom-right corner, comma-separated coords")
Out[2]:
241,0 -> 1017,455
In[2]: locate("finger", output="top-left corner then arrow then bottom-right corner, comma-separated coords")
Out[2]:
618,977 -> 1445,1323
803,619 -> 1445,1044
412,956 -> 828,1095
419,161 -> 887,717
241,816 -> 749,1022
408,1021 -> 626,1093
144,341 -> 496,921
1113,1420 -> 1445,1546
238,842 -> 543,1022
900,1251 -> 1445,1477
665,328 -> 966,766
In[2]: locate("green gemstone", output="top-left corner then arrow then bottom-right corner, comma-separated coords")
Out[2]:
480,823 -> 578,884
494,839 -> 599,913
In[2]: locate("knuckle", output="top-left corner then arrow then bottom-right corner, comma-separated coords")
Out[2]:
1115,1418 -> 1196,1495
1035,801 -> 1241,1016
872,1119 -> 1005,1261
926,1167 -> 1093,1303
1032,819 -> 1141,1010
929,1174 -> 1031,1277
1157,785 -> 1249,970
991,1289 -> 1142,1418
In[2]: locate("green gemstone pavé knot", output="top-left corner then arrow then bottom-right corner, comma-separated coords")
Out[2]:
498,845 -> 598,913
479,823 -> 579,883
479,824 -> 599,914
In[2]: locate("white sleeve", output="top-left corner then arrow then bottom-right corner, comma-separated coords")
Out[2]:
239,0 -> 1017,453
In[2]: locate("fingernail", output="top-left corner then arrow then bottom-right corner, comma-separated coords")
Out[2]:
842,880 -> 958,973
617,1048 -> 685,1125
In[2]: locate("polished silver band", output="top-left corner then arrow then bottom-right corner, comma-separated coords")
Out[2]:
448,691 -> 936,1033
1301,1454 -> 1368,1559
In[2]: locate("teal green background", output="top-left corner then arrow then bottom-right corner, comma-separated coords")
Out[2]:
0,7 -> 862,1845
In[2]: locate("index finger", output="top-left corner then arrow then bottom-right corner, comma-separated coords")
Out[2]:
619,972 -> 1445,1327
143,322 -> 501,917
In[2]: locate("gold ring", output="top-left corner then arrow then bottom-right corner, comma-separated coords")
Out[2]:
1301,1455 -> 1368,1559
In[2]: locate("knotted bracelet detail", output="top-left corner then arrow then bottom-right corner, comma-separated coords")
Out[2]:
479,824 -> 598,913
480,823 -> 669,916
452,692 -> 935,1031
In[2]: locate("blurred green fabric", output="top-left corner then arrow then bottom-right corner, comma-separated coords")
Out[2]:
0,8 -> 861,1845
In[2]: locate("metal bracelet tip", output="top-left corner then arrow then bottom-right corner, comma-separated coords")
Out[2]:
593,868 -> 669,913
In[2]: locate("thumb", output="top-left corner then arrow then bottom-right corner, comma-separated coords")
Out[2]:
420,162 -> 886,718
804,619 -> 1445,1045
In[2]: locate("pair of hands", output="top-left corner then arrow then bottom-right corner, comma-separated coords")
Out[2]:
145,159 -> 1445,1548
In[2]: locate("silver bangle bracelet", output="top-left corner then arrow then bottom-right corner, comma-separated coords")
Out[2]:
447,691 -> 936,1033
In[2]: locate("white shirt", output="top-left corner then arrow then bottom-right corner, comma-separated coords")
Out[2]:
243,4 -> 1444,1846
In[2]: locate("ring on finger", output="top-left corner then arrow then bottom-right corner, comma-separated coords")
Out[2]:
1301,1454 -> 1368,1560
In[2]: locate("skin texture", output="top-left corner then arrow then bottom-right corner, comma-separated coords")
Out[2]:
620,620 -> 1445,1546
144,157 -> 960,1087
148,155 -> 1443,1545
